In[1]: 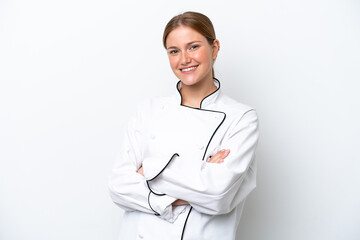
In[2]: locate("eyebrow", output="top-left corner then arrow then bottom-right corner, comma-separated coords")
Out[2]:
167,41 -> 202,50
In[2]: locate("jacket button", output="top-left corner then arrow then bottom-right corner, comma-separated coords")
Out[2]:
138,234 -> 144,239
150,134 -> 156,139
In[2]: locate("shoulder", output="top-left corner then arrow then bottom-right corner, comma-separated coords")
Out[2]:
216,94 -> 259,137
217,93 -> 257,118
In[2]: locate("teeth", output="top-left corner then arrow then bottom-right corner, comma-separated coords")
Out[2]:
181,66 -> 197,72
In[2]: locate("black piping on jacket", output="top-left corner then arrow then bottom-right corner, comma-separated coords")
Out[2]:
146,153 -> 179,216
145,78 -> 227,239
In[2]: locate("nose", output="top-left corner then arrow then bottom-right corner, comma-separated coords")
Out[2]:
180,51 -> 191,65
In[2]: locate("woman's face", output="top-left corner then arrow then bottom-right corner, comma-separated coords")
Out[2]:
165,26 -> 219,87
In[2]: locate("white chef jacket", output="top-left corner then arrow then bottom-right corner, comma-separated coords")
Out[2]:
108,79 -> 259,240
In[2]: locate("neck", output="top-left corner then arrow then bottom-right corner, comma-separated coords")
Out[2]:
180,78 -> 217,108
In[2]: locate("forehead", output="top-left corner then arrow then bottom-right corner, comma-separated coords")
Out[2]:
166,26 -> 206,47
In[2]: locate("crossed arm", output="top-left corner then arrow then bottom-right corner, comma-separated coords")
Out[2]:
109,107 -> 258,218
136,149 -> 231,206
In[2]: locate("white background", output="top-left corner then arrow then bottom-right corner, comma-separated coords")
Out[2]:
1,0 -> 359,239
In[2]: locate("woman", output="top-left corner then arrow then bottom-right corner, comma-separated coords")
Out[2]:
108,11 -> 259,240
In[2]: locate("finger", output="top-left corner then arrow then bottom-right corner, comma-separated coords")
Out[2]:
208,149 -> 228,163
209,151 -> 224,163
208,150 -> 225,163
137,166 -> 144,176
222,149 -> 230,158
208,149 -> 230,163
172,199 -> 189,206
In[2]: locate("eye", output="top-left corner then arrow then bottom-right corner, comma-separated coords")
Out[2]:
168,49 -> 179,55
189,45 -> 199,50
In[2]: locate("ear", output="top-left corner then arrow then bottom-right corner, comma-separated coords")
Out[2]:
212,39 -> 220,60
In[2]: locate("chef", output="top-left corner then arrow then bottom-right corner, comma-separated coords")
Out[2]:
108,11 -> 259,240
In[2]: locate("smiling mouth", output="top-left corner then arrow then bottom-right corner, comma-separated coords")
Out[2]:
180,66 -> 198,72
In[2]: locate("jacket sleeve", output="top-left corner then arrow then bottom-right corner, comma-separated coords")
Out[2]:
142,110 -> 259,215
108,102 -> 179,221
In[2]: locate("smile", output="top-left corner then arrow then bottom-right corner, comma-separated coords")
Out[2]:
180,66 -> 198,72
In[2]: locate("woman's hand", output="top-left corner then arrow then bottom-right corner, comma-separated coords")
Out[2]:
207,149 -> 230,164
137,166 -> 144,176
172,199 -> 189,206
171,150 -> 229,207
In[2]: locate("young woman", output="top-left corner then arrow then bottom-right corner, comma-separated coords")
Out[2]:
109,11 -> 259,240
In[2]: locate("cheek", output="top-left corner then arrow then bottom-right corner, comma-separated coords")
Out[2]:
194,50 -> 212,64
169,57 -> 179,69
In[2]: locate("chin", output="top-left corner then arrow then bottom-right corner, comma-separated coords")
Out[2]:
179,78 -> 200,86
176,73 -> 198,85
179,77 -> 195,84
180,74 -> 213,87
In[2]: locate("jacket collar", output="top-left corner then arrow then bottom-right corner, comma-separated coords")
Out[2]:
175,78 -> 222,109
